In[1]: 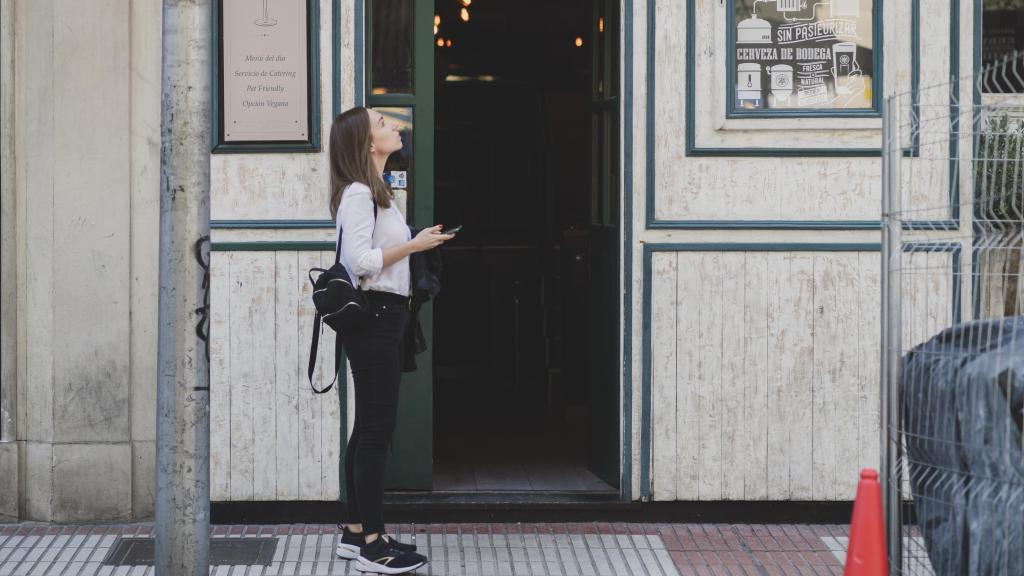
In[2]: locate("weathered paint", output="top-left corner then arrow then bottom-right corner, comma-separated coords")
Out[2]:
209,250 -> 342,501
647,249 -> 958,501
634,0 -> 982,502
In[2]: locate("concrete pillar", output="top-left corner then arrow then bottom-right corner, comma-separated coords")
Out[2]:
8,0 -> 158,522
130,0 -> 164,523
0,0 -> 18,523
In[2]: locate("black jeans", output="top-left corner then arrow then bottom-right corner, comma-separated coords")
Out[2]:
342,291 -> 410,535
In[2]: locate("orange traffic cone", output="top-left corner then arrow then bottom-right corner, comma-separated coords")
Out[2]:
844,469 -> 889,576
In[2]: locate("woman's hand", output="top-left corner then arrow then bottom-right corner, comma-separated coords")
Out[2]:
381,225 -> 454,269
410,225 -> 455,253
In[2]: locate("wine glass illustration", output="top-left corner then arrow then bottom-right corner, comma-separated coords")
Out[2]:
255,0 -> 277,26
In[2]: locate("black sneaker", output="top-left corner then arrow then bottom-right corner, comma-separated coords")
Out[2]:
336,525 -> 363,559
337,526 -> 418,559
356,537 -> 428,574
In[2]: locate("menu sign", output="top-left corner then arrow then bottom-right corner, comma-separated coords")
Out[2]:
732,0 -> 874,111
222,0 -> 309,142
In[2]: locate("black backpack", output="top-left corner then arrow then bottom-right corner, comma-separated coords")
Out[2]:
306,204 -> 376,393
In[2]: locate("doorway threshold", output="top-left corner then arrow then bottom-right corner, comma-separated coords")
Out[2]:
381,491 -> 636,523
385,490 -> 623,506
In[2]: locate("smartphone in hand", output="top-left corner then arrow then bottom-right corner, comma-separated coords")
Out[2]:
440,224 -> 463,235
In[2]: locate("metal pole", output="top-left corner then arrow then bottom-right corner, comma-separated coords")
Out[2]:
881,94 -> 904,573
155,1 -> 211,574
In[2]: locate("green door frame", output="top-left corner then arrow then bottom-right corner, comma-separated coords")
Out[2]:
364,0 -> 436,490
587,0 -> 622,489
350,0 -> 623,495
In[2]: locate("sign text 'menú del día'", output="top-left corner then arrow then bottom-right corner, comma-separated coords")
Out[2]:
223,0 -> 309,142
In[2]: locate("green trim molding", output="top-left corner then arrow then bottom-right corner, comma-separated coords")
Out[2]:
211,0 -> 322,153
332,0 -> 341,118
623,0 -> 635,502
355,0 -> 365,107
211,219 -> 334,229
210,241 -> 334,251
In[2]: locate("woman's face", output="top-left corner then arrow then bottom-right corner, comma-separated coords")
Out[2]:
368,109 -> 403,156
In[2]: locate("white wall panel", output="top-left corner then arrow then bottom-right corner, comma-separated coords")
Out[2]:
648,250 -> 939,501
210,250 -> 341,501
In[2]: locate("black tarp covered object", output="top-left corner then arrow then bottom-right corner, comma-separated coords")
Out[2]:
901,316 -> 1024,575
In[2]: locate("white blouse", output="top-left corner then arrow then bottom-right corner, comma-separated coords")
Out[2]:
336,182 -> 412,297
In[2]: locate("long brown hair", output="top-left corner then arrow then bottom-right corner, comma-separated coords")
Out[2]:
328,106 -> 393,219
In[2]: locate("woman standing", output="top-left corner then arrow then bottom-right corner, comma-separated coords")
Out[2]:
328,106 -> 453,574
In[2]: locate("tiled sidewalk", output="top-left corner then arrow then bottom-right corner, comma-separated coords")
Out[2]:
0,523 -> 850,576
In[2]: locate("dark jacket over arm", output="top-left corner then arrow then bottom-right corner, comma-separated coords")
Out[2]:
403,229 -> 443,372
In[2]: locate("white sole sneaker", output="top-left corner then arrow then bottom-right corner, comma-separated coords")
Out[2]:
336,542 -> 360,559
355,555 -> 426,574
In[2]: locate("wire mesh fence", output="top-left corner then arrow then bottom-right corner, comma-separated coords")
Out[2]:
881,50 -> 1024,575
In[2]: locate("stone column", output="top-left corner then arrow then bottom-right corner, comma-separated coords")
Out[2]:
11,0 -> 139,523
0,0 -> 19,523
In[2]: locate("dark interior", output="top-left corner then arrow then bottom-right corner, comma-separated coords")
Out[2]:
430,0 -> 618,492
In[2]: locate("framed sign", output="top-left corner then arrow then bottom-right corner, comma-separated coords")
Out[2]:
213,0 -> 321,153
727,0 -> 880,116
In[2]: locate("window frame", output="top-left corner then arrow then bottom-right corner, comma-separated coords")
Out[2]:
725,0 -> 883,119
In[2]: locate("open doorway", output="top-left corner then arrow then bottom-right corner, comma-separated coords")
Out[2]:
430,0 -> 620,494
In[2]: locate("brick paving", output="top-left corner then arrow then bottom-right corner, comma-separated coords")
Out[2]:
0,523 -> 850,576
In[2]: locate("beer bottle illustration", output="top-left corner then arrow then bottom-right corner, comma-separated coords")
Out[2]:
255,0 -> 277,26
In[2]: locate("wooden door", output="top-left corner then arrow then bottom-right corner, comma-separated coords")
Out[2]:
363,0 -> 435,490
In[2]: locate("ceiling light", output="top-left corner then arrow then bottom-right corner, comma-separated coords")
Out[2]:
437,37 -> 445,47
575,37 -> 583,47
460,7 -> 470,22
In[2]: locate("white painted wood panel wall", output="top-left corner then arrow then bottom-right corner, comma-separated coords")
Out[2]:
210,251 -> 342,501
208,0 -> 351,502
638,0 -> 973,503
649,250 -> 956,501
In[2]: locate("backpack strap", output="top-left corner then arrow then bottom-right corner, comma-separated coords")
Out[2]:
307,312 -> 339,394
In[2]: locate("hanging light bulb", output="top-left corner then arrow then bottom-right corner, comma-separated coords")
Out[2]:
460,7 -> 470,22
434,14 -> 441,25
461,0 -> 471,6
575,37 -> 584,47
446,39 -> 452,48
437,37 -> 445,47
599,17 -> 604,33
